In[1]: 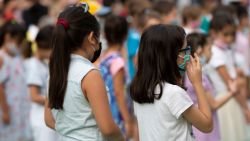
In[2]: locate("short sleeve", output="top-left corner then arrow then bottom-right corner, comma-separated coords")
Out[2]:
166,86 -> 193,119
110,57 -> 125,76
26,60 -> 43,86
209,47 -> 226,68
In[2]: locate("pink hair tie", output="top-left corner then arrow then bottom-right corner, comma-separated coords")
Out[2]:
57,18 -> 69,30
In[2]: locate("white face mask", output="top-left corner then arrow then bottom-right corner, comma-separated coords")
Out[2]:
6,43 -> 19,56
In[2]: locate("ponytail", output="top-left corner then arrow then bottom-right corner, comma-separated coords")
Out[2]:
48,5 -> 100,109
49,25 -> 71,109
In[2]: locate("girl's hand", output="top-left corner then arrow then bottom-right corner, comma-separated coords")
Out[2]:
186,53 -> 202,86
228,80 -> 238,96
2,110 -> 10,125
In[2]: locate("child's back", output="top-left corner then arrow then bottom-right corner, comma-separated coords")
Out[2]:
134,83 -> 194,141
52,54 -> 104,141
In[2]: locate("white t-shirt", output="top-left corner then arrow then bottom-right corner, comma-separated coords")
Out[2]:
206,45 -> 237,94
134,83 -> 194,141
26,57 -> 49,96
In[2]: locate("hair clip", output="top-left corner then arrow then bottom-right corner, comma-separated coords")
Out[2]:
79,2 -> 89,13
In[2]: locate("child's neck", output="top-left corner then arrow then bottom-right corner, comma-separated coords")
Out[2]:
2,46 -> 14,57
35,52 -> 43,61
106,44 -> 122,52
238,24 -> 245,32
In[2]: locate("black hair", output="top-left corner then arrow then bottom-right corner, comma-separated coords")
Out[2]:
3,0 -> 11,6
103,0 -> 115,6
21,40 -> 33,59
104,15 -> 128,45
35,25 -> 54,50
230,2 -> 248,22
210,12 -> 235,32
153,0 -> 175,15
0,21 -> 26,47
186,33 -> 208,55
49,6 -> 100,109
212,5 -> 235,18
130,24 -> 186,103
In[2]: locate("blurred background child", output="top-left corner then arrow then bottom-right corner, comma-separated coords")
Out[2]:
0,21 -> 32,141
185,32 -> 237,141
26,25 -> 58,141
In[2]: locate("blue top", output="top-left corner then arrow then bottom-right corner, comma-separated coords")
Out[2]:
126,28 -> 140,80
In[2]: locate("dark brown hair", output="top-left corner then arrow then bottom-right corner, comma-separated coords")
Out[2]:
49,6 -> 100,109
130,25 -> 186,103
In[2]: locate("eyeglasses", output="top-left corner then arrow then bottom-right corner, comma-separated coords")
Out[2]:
179,46 -> 191,55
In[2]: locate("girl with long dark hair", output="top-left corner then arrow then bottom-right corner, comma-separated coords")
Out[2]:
44,3 -> 124,141
130,24 -> 212,141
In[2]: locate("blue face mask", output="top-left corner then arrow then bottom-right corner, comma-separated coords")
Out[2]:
178,54 -> 190,76
243,27 -> 249,36
199,55 -> 207,66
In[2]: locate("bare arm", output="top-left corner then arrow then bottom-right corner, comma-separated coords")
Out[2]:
113,69 -> 133,138
183,83 -> 213,133
113,69 -> 132,123
205,91 -> 233,111
217,66 -> 249,112
217,66 -> 233,89
28,85 -> 45,105
83,70 -> 124,141
0,84 -> 10,124
44,97 -> 55,129
183,54 -> 213,133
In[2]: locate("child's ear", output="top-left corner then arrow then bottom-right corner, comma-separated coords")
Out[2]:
87,32 -> 96,45
196,47 -> 202,55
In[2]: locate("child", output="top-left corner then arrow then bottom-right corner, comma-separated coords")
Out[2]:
133,9 -> 162,68
231,3 -> 250,104
185,33 -> 237,141
99,15 -> 133,139
0,21 -> 32,141
45,3 -> 124,141
130,24 -> 212,141
199,0 -> 218,34
182,5 -> 203,34
126,0 -> 150,80
207,12 -> 249,141
152,0 -> 178,25
26,25 -> 58,141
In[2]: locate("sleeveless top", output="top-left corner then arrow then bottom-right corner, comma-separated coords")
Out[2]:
51,54 -> 105,141
99,53 -> 124,131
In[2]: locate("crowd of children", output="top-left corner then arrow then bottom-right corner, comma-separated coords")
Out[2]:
1,0 -> 250,141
